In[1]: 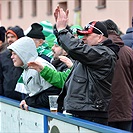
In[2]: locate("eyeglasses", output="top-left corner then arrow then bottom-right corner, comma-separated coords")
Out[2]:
85,21 -> 104,35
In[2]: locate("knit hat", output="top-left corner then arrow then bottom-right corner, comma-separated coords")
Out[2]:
70,25 -> 83,34
70,25 -> 84,39
27,23 -> 45,40
77,21 -> 108,38
0,26 -> 6,42
45,34 -> 56,49
6,26 -> 24,39
102,19 -> 119,34
40,20 -> 53,37
53,38 -> 58,45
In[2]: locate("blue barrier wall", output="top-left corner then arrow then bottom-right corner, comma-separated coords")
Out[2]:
0,96 -> 130,133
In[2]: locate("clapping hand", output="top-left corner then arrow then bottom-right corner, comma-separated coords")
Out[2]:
54,5 -> 69,31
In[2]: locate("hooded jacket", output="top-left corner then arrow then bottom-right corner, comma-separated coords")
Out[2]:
0,49 -> 23,100
120,15 -> 133,50
8,37 -> 56,97
0,26 -> 24,100
121,27 -> 133,49
108,31 -> 133,122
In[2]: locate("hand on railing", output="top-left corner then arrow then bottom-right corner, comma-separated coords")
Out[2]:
20,100 -> 29,111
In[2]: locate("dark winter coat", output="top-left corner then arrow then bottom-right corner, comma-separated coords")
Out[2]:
55,29 -> 119,117
0,49 -> 23,100
108,31 -> 133,122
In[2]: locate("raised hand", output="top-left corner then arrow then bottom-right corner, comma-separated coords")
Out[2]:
59,55 -> 73,68
28,61 -> 44,72
54,5 -> 60,22
54,5 -> 69,31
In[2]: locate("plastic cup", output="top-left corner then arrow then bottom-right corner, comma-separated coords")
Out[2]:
48,95 -> 58,112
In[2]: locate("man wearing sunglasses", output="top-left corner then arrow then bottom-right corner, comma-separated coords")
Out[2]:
54,6 -> 119,125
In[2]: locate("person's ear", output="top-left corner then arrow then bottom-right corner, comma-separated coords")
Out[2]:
98,34 -> 103,43
38,39 -> 44,46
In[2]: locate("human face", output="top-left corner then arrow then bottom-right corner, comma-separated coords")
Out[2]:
11,51 -> 23,67
6,33 -> 17,45
52,44 -> 67,59
82,33 -> 101,46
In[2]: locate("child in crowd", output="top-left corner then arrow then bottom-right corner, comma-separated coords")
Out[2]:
8,36 -> 61,110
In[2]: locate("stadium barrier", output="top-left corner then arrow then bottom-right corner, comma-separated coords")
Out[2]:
0,96 -> 130,133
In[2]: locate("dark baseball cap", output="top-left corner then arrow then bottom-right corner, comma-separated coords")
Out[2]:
77,21 -> 108,38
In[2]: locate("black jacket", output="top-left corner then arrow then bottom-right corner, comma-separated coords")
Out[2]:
55,29 -> 119,115
0,49 -> 23,100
